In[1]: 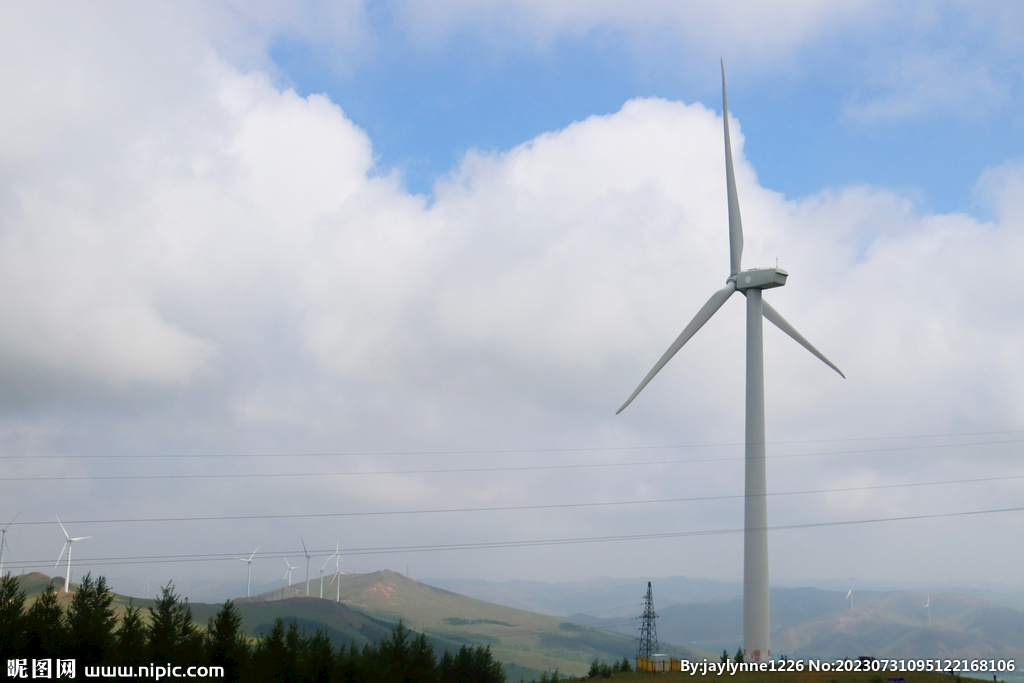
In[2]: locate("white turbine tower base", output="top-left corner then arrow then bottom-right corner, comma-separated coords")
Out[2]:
238,546 -> 259,598
616,62 -> 844,663
54,517 -> 91,593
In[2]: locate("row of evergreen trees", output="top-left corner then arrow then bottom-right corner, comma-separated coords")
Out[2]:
0,573 -> 505,683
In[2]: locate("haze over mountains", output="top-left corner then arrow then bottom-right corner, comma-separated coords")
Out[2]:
424,576 -> 1024,667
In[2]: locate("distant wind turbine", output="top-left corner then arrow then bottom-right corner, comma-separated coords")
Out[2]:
1,511 -> 20,577
846,588 -> 853,610
317,547 -> 338,599
283,558 -> 298,587
924,594 -> 931,627
238,546 -> 259,598
615,61 -> 844,663
143,577 -> 153,599
301,536 -> 312,597
329,542 -> 347,602
54,517 -> 91,593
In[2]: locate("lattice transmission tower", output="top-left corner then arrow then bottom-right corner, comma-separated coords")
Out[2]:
636,581 -> 659,658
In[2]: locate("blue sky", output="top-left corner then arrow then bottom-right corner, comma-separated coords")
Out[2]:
1,2 -> 1023,594
268,2 -> 1024,216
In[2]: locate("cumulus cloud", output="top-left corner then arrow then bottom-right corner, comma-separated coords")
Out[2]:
1,3 -> 1022,586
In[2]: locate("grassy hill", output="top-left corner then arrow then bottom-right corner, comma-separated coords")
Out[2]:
250,569 -> 706,678
11,570 -> 706,679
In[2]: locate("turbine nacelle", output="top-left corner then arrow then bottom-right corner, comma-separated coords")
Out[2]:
732,267 -> 787,291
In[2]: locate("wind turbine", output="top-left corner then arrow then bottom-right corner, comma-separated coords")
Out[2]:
317,548 -> 337,602
301,536 -> 313,597
846,588 -> 854,610
1,511 -> 20,577
283,558 -> 298,587
143,577 -> 153,600
924,594 -> 931,627
329,542 -> 346,602
54,517 -> 91,593
238,546 -> 259,598
616,62 -> 845,663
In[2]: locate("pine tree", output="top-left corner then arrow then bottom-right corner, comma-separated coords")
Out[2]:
206,600 -> 250,682
148,582 -> 201,664
0,574 -> 27,654
408,631 -> 439,683
66,573 -> 117,663
252,618 -> 298,683
113,602 -> 148,665
301,631 -> 335,683
379,619 -> 411,683
24,584 -> 67,658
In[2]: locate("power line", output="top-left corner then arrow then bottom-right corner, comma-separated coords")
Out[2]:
3,428 -> 1022,460
5,505 -> 1023,570
6,473 -> 1021,527
3,437 -> 1021,482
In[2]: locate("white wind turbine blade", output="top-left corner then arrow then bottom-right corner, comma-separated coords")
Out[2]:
2,511 -> 20,531
722,60 -> 743,277
846,589 -> 852,600
57,516 -> 71,541
762,299 -> 845,378
617,282 -> 736,414
55,541 -> 70,568
248,546 -> 260,561
70,536 -> 91,542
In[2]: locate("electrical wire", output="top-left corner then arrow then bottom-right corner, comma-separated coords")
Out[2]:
5,473 -> 1022,527
2,437 -> 1022,482
5,505 -> 1023,570
2,428 -> 1022,460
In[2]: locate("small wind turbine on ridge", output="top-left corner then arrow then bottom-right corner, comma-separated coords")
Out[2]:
328,542 -> 347,602
238,546 -> 259,598
317,546 -> 339,599
1,511 -> 20,577
301,536 -> 313,597
54,517 -> 91,593
283,558 -> 298,587
615,61 -> 844,663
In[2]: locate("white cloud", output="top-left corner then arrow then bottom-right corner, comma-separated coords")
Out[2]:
391,0 -> 879,59
1,3 -> 1022,586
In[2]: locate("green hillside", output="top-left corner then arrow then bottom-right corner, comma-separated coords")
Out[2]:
251,569 -> 706,678
14,570 -> 704,679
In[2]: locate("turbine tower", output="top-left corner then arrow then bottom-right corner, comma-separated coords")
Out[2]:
54,517 -> 91,593
238,546 -> 259,598
616,62 -> 844,662
301,536 -> 313,597
283,558 -> 298,587
1,511 -> 20,577
316,556 -> 334,599
924,594 -> 931,627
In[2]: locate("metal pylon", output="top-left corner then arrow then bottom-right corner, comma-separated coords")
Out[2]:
636,581 -> 659,658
